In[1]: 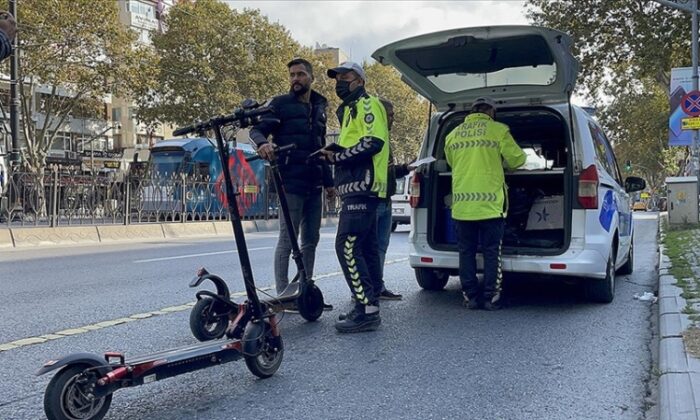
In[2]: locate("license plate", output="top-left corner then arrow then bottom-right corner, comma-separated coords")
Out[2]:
392,208 -> 404,214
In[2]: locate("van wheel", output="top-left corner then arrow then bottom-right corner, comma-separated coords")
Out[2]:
586,250 -> 615,303
617,239 -> 633,275
415,268 -> 449,290
391,222 -> 398,232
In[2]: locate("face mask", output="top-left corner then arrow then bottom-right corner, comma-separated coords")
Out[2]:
335,80 -> 354,100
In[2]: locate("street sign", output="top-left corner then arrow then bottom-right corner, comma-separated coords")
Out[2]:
641,192 -> 650,199
682,117 -> 700,130
682,90 -> 700,117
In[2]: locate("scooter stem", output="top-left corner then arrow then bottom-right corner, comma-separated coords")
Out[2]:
213,125 -> 263,318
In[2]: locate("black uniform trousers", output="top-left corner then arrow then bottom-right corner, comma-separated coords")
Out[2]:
335,196 -> 382,307
455,217 -> 505,302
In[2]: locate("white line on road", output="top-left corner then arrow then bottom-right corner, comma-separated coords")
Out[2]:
134,246 -> 273,263
0,258 -> 409,353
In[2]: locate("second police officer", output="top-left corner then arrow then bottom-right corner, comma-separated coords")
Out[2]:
319,61 -> 390,333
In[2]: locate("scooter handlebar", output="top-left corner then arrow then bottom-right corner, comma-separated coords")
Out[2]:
173,105 -> 275,137
246,144 -> 296,162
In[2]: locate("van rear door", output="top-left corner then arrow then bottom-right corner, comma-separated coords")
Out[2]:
371,26 -> 579,110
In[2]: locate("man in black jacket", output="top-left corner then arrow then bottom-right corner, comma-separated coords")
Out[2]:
250,58 -> 335,307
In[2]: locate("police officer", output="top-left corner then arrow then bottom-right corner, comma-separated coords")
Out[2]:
445,97 -> 526,310
319,61 -> 389,333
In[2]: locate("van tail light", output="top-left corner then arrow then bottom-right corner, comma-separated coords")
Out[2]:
578,164 -> 599,209
409,172 -> 422,208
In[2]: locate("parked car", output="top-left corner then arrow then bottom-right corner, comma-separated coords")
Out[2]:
632,201 -> 647,212
372,25 -> 646,303
391,174 -> 411,231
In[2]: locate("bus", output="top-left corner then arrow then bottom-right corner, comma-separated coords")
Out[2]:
143,138 -> 268,219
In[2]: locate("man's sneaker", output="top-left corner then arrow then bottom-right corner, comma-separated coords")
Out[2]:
462,293 -> 479,310
380,289 -> 403,300
334,311 -> 381,333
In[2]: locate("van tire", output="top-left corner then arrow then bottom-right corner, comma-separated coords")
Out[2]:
415,268 -> 449,290
586,250 -> 615,303
617,239 -> 633,275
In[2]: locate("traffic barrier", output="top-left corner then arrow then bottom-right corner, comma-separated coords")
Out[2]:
162,222 -> 217,238
213,221 -> 260,235
0,228 -> 13,248
254,219 -> 279,232
97,224 -> 165,243
12,226 -> 100,248
5,217 -> 338,248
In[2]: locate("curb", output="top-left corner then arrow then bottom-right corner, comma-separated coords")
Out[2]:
658,216 -> 700,420
2,218 -> 337,249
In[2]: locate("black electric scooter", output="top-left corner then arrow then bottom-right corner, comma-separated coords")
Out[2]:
37,105 -> 285,420
188,113 -> 327,341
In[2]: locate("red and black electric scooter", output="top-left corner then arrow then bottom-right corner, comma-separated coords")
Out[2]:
188,125 -> 327,340
36,104 -> 289,420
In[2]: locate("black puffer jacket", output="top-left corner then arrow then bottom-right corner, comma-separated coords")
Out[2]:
250,90 -> 333,195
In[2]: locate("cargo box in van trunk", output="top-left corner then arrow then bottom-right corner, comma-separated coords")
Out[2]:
427,107 -> 571,256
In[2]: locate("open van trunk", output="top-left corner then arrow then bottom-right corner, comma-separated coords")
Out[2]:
427,107 -> 571,256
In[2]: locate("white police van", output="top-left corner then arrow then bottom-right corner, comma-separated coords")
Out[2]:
391,174 -> 411,231
372,26 -> 645,302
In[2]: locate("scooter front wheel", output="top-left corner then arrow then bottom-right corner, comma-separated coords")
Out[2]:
243,321 -> 284,378
297,283 -> 324,322
44,364 -> 112,420
190,297 -> 229,341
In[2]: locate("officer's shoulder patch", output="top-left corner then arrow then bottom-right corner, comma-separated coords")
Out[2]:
364,113 -> 374,124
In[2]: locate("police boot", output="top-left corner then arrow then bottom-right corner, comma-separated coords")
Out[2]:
334,304 -> 381,333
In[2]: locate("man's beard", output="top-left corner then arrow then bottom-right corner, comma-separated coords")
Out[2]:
291,83 -> 310,96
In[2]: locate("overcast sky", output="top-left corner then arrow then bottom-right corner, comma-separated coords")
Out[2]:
224,1 -> 530,63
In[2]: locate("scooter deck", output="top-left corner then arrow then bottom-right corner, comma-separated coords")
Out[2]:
266,281 -> 301,304
126,338 -> 242,365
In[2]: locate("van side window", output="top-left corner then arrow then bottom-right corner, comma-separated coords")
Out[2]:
588,122 -> 621,184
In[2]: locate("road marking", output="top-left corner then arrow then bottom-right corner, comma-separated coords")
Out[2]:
134,247 -> 273,263
0,258 -> 409,353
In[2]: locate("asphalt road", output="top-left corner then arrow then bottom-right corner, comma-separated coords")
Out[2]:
0,214 -> 658,420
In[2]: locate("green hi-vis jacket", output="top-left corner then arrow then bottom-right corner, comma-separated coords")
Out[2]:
445,113 -> 526,221
331,94 -> 390,199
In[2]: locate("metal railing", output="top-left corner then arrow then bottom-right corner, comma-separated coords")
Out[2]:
0,165 -> 339,227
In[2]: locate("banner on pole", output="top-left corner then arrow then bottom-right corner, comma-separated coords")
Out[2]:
670,67 -> 694,146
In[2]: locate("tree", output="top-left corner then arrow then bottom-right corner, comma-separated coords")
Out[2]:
16,0 -> 146,170
526,0 -> 688,99
136,0 -> 302,127
363,62 -> 427,163
526,1 -> 690,187
13,0 -> 147,212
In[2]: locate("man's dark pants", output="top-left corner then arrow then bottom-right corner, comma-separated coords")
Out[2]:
335,196 -> 382,307
274,191 -> 322,295
455,217 -> 505,301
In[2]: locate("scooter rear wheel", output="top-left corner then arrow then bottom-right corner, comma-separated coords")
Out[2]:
243,321 -> 284,378
297,283 -> 324,322
190,297 -> 228,341
44,364 -> 112,420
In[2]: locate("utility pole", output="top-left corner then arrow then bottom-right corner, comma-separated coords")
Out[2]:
8,0 -> 19,169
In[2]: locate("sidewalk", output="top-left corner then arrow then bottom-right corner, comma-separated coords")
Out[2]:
658,216 -> 700,420
0,218 -> 338,249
